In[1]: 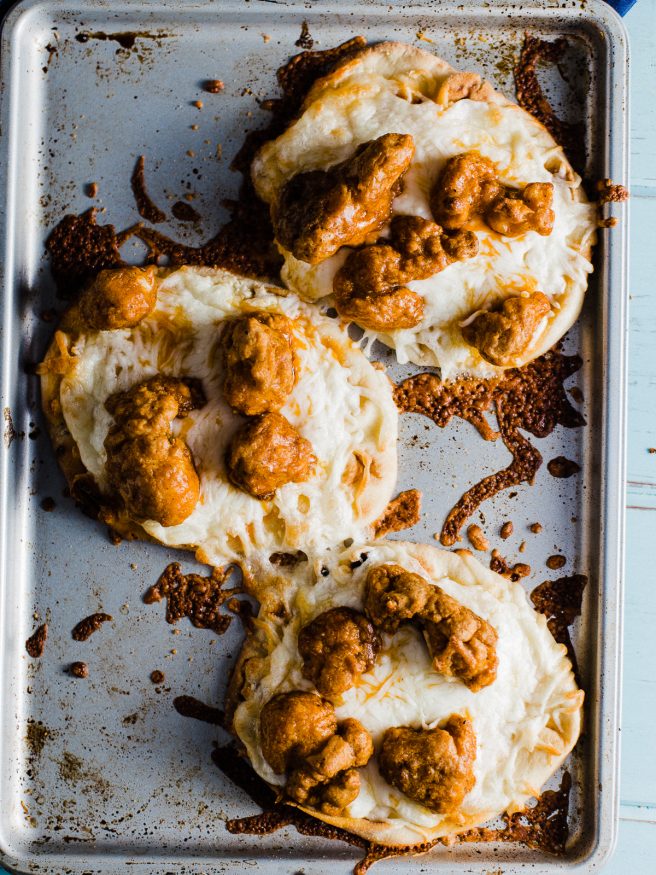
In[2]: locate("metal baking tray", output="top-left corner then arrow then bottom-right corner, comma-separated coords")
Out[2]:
0,0 -> 628,872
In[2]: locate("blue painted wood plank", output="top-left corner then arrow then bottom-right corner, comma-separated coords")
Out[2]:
626,196 -> 656,500
626,0 -> 656,193
620,508 -> 656,811
604,817 -> 656,873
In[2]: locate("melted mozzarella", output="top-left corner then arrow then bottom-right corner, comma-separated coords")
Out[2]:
58,267 -> 398,566
233,541 -> 583,844
253,60 -> 597,376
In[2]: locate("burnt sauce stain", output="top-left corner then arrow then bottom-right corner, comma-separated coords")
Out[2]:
171,200 -> 201,222
295,20 -> 314,50
45,209 -> 137,297
25,719 -> 54,756
4,407 -> 20,448
173,695 -> 224,726
373,489 -> 422,538
71,612 -> 112,641
69,661 -> 89,678
547,456 -> 581,478
514,35 -> 586,175
531,574 -> 587,674
75,31 -> 171,51
396,349 -> 585,547
143,562 -> 238,635
25,623 -> 48,658
217,737 -> 572,872
131,156 -> 166,224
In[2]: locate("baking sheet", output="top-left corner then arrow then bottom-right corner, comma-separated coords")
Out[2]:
0,1 -> 628,872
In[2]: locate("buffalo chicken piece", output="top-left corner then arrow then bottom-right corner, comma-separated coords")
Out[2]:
104,375 -> 205,527
430,152 -> 554,237
298,607 -> 381,696
363,563 -> 498,691
378,715 -> 476,814
462,291 -> 551,367
221,313 -> 296,416
226,411 -> 315,500
274,133 -> 415,264
79,266 -> 157,330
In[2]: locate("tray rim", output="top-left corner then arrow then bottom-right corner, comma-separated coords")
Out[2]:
0,0 -> 629,872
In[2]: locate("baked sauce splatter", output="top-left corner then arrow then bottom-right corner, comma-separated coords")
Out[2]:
546,554 -> 567,570
456,771 -> 572,854
547,456 -> 581,478
74,31 -> 170,50
26,623 -> 48,658
45,209 -> 138,295
72,612 -> 112,641
143,562 -> 238,635
131,155 -> 166,224
373,489 -> 422,537
531,574 -> 587,671
173,695 -> 224,726
490,549 -> 530,582
171,201 -> 201,222
216,740 -> 573,874
395,349 -> 585,546
202,79 -> 224,94
514,35 -> 586,175
355,773 -> 571,871
295,20 -> 314,50
597,178 -> 629,205
69,661 -> 89,678
218,742 -> 366,848
500,521 -> 513,539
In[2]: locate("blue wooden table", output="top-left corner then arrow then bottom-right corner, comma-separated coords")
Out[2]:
0,1 -> 651,872
604,0 -> 656,870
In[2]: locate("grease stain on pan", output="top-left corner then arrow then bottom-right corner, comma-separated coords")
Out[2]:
74,31 -> 173,51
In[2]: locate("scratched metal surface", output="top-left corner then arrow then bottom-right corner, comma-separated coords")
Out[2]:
0,1 -> 628,873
